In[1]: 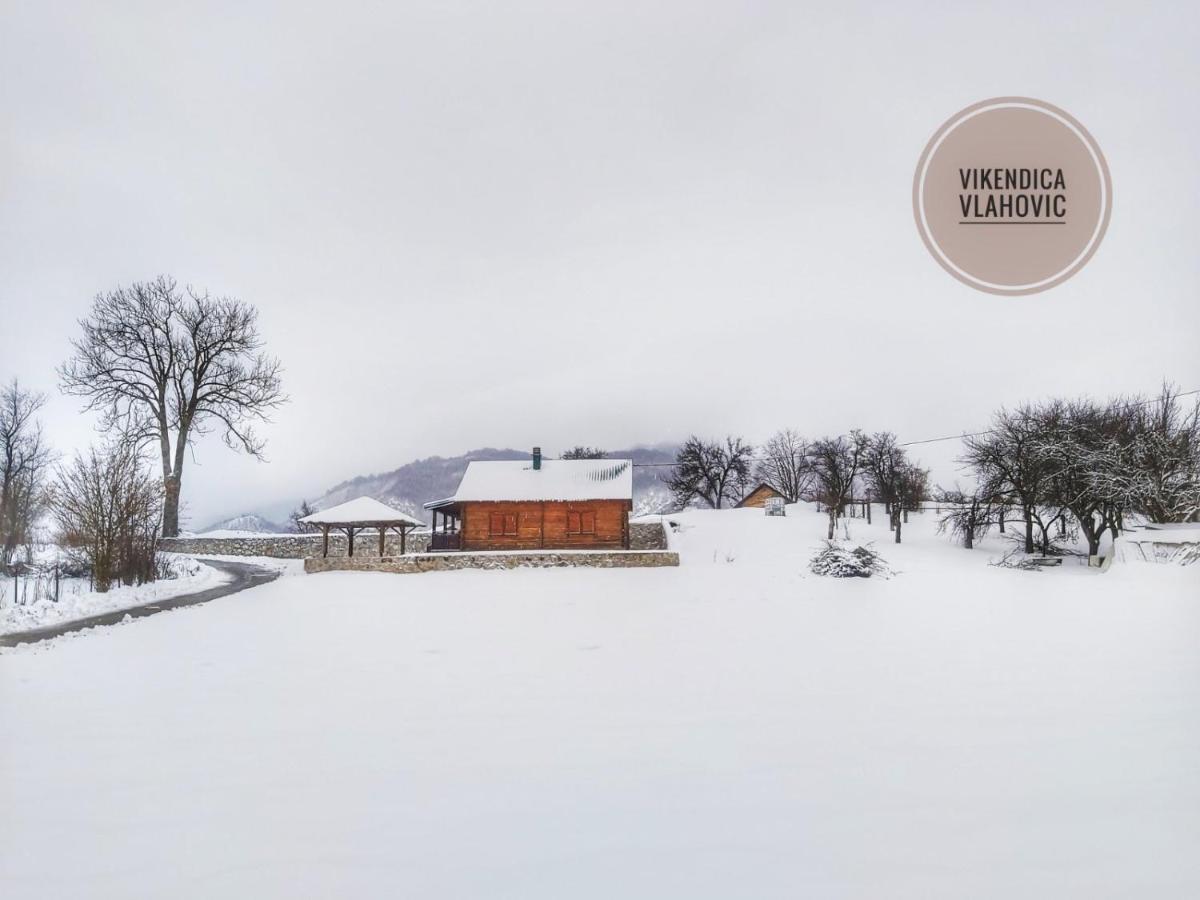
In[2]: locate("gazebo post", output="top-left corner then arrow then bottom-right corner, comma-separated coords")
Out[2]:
301,499 -> 425,564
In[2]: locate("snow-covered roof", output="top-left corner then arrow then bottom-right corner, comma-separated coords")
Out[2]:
300,496 -> 425,527
427,459 -> 633,506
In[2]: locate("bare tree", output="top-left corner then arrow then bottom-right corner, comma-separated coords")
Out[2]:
937,485 -> 995,550
665,436 -> 754,509
1033,399 -> 1129,558
290,499 -> 317,533
59,277 -> 286,536
53,443 -> 164,592
754,429 -> 812,502
1126,383 -> 1200,523
962,406 -> 1058,554
898,462 -> 930,516
0,380 -> 53,572
561,446 -> 608,460
862,432 -> 904,522
809,431 -> 867,540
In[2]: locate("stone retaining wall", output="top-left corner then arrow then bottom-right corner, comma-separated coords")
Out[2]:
161,522 -> 667,559
630,521 -> 668,550
159,533 -> 431,558
304,549 -> 679,574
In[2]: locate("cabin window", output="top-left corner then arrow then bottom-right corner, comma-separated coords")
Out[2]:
566,510 -> 596,535
489,511 -> 518,536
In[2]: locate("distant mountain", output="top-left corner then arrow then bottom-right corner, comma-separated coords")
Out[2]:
197,513 -> 288,535
310,445 -> 679,522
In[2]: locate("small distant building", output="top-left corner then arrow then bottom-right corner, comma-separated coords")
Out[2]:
423,447 -> 633,551
736,482 -> 786,510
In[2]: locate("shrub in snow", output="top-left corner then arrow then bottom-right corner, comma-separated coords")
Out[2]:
990,546 -> 1053,571
809,541 -> 891,578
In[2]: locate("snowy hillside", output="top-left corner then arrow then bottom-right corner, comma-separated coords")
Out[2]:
196,513 -> 287,535
2,505 -> 1197,897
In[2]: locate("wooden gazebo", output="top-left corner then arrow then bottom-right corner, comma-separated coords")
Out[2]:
300,496 -> 425,558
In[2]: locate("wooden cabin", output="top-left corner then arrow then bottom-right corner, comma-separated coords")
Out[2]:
736,482 -> 786,509
423,448 -> 633,552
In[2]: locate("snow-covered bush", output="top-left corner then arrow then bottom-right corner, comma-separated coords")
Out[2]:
162,556 -> 204,580
809,541 -> 891,578
990,547 -> 1048,571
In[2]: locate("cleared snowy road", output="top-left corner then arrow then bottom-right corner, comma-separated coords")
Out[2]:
2,508 -> 1198,899
0,559 -> 278,648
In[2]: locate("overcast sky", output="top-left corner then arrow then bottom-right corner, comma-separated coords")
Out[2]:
2,1 -> 1198,526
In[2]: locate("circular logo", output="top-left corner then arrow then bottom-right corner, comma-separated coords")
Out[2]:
913,97 -> 1111,295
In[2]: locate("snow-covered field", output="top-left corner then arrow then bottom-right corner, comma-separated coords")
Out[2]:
2,507 -> 1197,898
0,555 -> 231,636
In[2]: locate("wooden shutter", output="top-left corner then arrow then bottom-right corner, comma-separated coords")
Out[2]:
580,510 -> 595,534
489,512 -> 504,535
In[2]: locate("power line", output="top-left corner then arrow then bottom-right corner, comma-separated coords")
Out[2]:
896,388 -> 1200,449
623,387 -> 1200,466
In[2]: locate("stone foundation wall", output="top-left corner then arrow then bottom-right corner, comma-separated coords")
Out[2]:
162,521 -> 665,559
160,532 -> 431,559
629,521 -> 668,551
304,549 -> 679,574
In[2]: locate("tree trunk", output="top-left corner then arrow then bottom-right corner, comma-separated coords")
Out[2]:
162,476 -> 182,538
1023,506 -> 1035,554
964,526 -> 974,550
894,512 -> 902,544
998,506 -> 1005,533
1081,516 -> 1101,557
827,511 -> 836,540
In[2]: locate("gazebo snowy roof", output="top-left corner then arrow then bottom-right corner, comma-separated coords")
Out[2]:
424,458 -> 633,508
301,496 -> 424,528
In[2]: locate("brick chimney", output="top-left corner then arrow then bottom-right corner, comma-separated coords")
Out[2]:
532,446 -> 542,470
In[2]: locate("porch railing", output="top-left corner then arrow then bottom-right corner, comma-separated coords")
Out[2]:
429,532 -> 461,551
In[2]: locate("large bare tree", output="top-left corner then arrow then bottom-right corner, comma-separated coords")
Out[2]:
962,406 -> 1056,554
665,435 -> 754,509
862,431 -> 904,517
1127,383 -> 1200,523
809,431 -> 867,540
754,429 -> 812,502
59,277 -> 286,536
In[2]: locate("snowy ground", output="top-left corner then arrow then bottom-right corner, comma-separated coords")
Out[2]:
1,506 -> 1197,898
0,555 -> 231,636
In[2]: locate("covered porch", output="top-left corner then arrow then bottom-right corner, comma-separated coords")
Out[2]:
299,496 -> 425,558
423,497 -> 463,551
